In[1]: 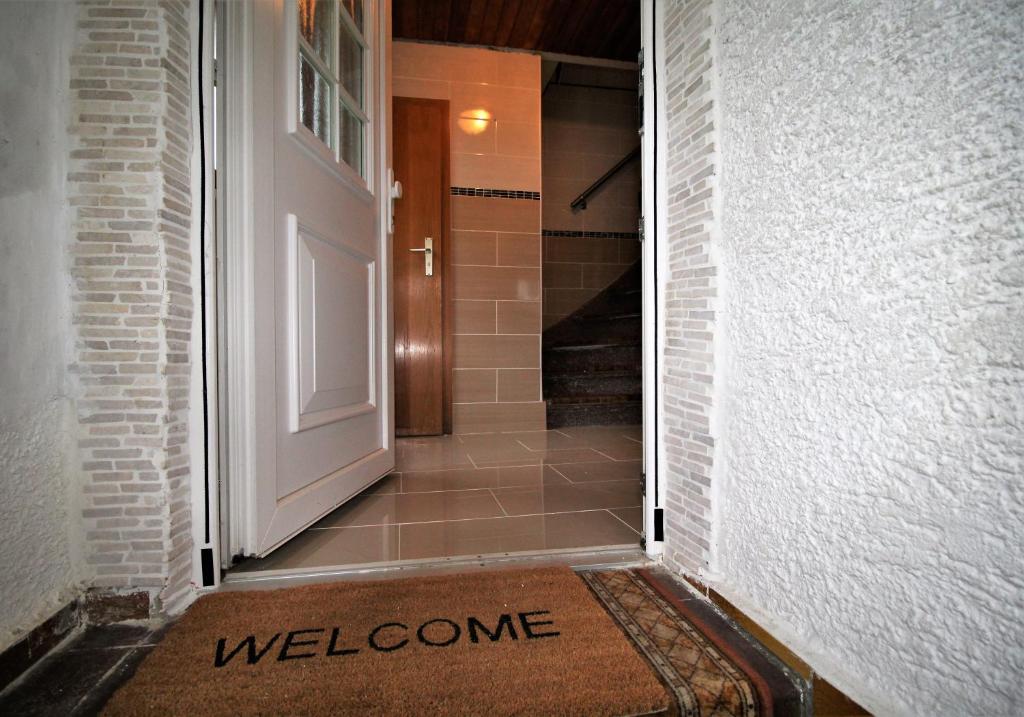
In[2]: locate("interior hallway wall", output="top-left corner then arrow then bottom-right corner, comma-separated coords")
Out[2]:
541,66 -> 641,328
393,41 -> 545,432
659,0 -> 1023,713
0,0 -> 84,653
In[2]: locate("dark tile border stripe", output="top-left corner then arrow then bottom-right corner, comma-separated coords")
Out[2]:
543,229 -> 640,240
451,186 -> 540,200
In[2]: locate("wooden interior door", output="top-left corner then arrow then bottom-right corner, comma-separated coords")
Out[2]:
393,97 -> 450,436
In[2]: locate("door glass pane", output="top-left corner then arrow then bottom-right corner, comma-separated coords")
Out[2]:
341,0 -> 363,32
338,21 -> 363,105
340,106 -> 363,176
297,0 -> 333,66
299,54 -> 332,147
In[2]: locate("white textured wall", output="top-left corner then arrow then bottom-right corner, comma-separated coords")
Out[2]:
0,1 -> 84,651
713,0 -> 1024,713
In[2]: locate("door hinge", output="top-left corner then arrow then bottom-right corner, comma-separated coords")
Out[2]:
637,50 -> 644,133
638,218 -> 645,242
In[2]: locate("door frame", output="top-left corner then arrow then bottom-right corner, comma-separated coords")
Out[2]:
392,96 -> 453,436
191,0 -> 665,586
640,0 -> 666,559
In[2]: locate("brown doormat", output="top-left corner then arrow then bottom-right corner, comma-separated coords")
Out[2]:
103,567 -> 670,716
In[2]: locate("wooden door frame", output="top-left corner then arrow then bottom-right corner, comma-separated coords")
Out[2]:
393,96 -> 452,435
440,100 -> 452,435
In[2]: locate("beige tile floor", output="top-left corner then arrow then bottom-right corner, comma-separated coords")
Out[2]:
235,425 -> 643,573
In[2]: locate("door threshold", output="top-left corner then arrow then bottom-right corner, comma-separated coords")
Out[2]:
221,544 -> 649,590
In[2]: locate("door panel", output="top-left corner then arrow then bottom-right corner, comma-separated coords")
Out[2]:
393,97 -> 449,436
290,218 -> 375,434
245,0 -> 393,556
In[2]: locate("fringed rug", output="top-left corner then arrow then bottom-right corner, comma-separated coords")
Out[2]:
581,569 -> 793,716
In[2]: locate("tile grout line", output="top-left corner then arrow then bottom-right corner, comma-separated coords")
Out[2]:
547,463 -> 575,484
489,488 -> 509,517
604,508 -> 641,536
383,477 -> 641,497
310,506 -> 645,531
367,477 -> 642,497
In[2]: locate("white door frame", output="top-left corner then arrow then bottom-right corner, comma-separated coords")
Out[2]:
641,0 -> 666,559
186,0 -> 222,593
191,0 -> 662,586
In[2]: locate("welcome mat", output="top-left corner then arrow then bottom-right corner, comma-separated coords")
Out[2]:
103,567 -> 670,716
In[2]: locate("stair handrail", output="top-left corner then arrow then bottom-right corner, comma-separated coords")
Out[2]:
569,145 -> 640,211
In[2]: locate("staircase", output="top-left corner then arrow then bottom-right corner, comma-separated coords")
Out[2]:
543,260 -> 642,428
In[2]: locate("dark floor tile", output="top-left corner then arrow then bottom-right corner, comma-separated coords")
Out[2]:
74,645 -> 156,716
0,647 -> 129,716
66,625 -> 151,652
0,602 -> 78,692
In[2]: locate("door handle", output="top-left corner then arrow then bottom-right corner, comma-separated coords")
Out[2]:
408,237 -> 433,276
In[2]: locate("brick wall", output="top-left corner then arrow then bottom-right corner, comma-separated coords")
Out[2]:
660,0 -> 720,576
67,0 -> 194,610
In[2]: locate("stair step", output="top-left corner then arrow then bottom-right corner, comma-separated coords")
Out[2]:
547,394 -> 641,405
566,312 -> 641,324
544,341 -> 636,352
543,372 -> 641,398
548,315 -> 634,344
545,399 -> 642,429
542,259 -> 642,428
542,343 -> 641,374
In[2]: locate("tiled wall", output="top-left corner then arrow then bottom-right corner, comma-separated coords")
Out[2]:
393,42 -> 545,433
541,67 -> 641,328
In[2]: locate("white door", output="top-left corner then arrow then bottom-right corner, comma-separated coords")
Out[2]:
230,0 -> 393,557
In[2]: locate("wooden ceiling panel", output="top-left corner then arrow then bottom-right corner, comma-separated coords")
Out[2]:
392,0 -> 639,63
589,1 -> 634,59
447,0 -> 473,41
431,0 -> 453,40
495,0 -> 523,46
521,0 -> 554,49
463,0 -> 489,44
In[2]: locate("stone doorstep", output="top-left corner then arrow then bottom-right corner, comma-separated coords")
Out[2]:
0,589 -> 152,696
